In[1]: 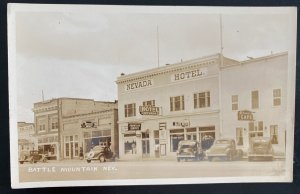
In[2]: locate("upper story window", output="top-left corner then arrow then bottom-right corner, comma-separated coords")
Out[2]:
170,95 -> 184,111
194,91 -> 210,109
51,116 -> 58,130
251,90 -> 259,109
232,95 -> 238,110
125,103 -> 136,117
273,89 -> 281,106
37,117 -> 47,132
143,100 -> 155,106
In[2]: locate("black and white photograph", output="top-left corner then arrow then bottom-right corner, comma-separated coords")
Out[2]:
7,4 -> 297,188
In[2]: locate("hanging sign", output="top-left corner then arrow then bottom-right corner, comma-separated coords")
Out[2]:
139,105 -> 159,115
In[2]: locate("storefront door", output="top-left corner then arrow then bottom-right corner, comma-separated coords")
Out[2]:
142,131 -> 150,157
64,135 -> 79,159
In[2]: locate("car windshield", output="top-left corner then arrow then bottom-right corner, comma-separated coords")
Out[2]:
252,142 -> 270,149
179,142 -> 196,149
215,140 -> 230,145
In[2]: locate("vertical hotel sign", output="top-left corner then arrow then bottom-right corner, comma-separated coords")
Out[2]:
171,68 -> 208,82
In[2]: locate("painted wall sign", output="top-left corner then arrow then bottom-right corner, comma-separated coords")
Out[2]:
128,123 -> 141,131
125,79 -> 153,91
171,68 -> 208,82
172,120 -> 190,127
81,121 -> 97,128
238,110 -> 254,121
139,105 -> 159,115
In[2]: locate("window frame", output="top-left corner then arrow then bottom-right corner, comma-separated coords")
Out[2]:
124,103 -> 136,117
170,95 -> 185,112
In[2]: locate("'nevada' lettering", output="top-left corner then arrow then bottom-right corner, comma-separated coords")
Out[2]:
125,79 -> 153,91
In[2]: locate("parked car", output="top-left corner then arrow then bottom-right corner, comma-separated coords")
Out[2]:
248,137 -> 273,161
206,138 -> 243,161
86,146 -> 117,163
176,140 -> 204,162
19,150 -> 48,164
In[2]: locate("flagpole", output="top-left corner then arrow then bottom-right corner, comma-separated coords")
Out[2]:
219,14 -> 224,67
157,25 -> 160,67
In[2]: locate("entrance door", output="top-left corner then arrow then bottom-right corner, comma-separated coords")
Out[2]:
142,139 -> 150,157
142,131 -> 150,157
64,135 -> 79,159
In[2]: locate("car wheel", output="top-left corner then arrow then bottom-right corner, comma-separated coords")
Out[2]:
30,158 -> 34,164
227,153 -> 233,161
19,161 -> 24,164
177,157 -> 180,162
42,158 -> 47,163
99,155 -> 106,163
87,160 -> 91,163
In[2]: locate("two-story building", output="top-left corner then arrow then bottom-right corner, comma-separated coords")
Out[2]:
32,98 -> 117,160
116,54 -> 238,160
220,52 -> 288,155
116,52 -> 289,160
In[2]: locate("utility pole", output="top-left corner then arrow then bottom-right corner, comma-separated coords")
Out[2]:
219,14 -> 224,67
42,90 -> 44,102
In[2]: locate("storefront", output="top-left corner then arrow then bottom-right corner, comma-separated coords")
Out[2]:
37,135 -> 58,160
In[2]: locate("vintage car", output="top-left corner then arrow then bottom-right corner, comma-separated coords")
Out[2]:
176,140 -> 204,162
206,138 -> 243,161
86,146 -> 117,163
248,137 -> 273,161
19,150 -> 48,164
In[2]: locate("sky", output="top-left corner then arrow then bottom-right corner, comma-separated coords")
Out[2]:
13,6 -> 290,122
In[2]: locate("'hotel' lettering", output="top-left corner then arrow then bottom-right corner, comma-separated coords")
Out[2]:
173,68 -> 207,81
126,80 -> 153,91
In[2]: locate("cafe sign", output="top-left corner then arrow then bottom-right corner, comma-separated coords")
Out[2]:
128,123 -> 141,131
238,110 -> 254,121
139,105 -> 159,115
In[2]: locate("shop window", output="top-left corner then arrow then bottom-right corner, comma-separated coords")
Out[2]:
170,96 -> 184,111
270,125 -> 278,144
170,134 -> 184,152
251,90 -> 259,109
194,91 -> 210,109
273,89 -> 281,106
125,103 -> 136,117
236,128 -> 243,146
232,95 -> 238,110
124,139 -> 137,155
143,100 -> 155,106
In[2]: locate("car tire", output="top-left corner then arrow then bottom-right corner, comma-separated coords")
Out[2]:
99,155 -> 106,163
30,158 -> 34,164
87,160 -> 91,163
19,161 -> 24,164
177,157 -> 181,162
227,153 -> 232,161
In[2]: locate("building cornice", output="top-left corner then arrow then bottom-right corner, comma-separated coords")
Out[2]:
116,54 -> 220,84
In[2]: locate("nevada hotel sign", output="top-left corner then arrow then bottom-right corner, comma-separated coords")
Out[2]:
125,79 -> 153,91
171,68 -> 208,82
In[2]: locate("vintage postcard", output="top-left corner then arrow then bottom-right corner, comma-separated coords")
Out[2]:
8,4 -> 297,188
